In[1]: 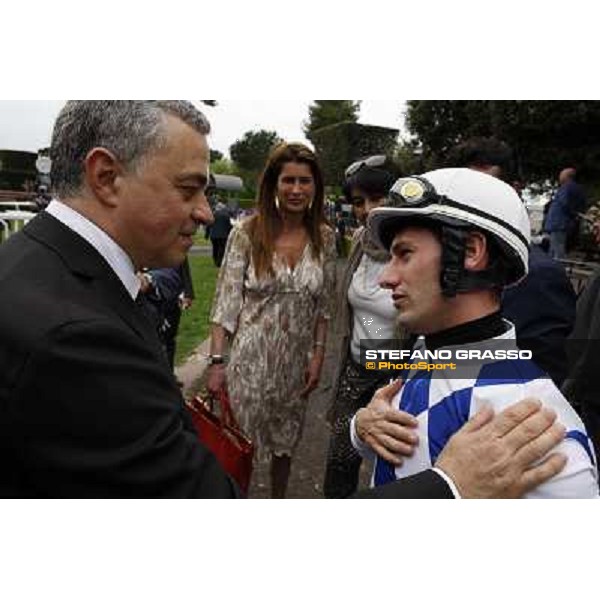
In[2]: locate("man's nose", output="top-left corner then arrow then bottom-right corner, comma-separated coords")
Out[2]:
193,191 -> 214,225
378,261 -> 396,289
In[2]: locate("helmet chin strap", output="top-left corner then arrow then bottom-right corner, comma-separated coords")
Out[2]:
440,227 -> 466,297
440,227 -> 502,297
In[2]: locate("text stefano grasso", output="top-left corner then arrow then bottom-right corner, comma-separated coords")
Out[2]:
364,348 -> 533,361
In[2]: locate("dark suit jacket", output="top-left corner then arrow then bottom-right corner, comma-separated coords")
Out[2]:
502,245 -> 576,387
352,470 -> 453,499
563,266 -> 600,457
208,207 -> 233,240
0,212 -> 238,498
180,258 -> 195,300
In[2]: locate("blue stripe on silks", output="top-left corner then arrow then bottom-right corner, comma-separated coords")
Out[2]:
374,374 -> 431,487
428,387 -> 473,464
399,372 -> 431,417
474,359 -> 546,388
374,456 -> 397,487
566,430 -> 596,466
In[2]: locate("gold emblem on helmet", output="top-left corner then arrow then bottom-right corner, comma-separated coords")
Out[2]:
400,179 -> 425,202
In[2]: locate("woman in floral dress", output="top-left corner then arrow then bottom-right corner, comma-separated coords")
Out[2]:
207,142 -> 336,498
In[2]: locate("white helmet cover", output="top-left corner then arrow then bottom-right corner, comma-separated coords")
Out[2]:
368,168 -> 530,286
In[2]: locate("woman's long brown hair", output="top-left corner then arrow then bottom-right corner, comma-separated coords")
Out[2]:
243,142 -> 327,279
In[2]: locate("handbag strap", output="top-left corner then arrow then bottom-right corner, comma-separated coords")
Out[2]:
188,390 -> 239,430
188,393 -> 212,413
215,388 -> 239,430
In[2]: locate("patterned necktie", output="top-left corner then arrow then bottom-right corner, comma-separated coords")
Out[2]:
135,292 -> 159,331
135,292 -> 172,369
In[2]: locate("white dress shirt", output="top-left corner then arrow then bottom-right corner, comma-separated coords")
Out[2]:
46,200 -> 141,299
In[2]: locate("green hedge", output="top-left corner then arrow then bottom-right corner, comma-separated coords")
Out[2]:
238,198 -> 256,210
310,121 -> 399,186
0,150 -> 37,190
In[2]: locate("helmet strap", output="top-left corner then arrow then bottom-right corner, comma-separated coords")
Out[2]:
440,227 -> 502,296
440,227 -> 467,297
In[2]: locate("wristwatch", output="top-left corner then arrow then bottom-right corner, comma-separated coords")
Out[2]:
207,354 -> 226,365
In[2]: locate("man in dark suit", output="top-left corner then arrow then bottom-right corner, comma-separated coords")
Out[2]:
0,101 -> 565,498
0,101 -> 238,498
207,200 -> 233,267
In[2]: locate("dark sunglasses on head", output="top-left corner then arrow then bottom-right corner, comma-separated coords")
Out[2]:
344,155 -> 387,178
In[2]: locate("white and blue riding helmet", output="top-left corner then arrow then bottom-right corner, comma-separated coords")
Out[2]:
367,168 -> 531,294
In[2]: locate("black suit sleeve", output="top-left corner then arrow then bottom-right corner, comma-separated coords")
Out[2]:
351,470 -> 454,499
180,258 -> 195,300
564,269 -> 600,457
10,318 -> 238,498
502,248 -> 576,387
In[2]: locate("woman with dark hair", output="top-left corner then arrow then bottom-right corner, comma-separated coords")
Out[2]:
324,156 -> 406,498
207,142 -> 336,498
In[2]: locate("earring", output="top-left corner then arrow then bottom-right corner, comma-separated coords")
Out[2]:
307,197 -> 313,210
275,196 -> 281,211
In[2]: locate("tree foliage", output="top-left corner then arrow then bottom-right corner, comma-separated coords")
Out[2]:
210,157 -> 238,176
229,129 -> 282,173
229,129 -> 283,198
405,101 -> 600,185
209,149 -> 224,163
303,101 -> 361,139
393,139 -> 425,176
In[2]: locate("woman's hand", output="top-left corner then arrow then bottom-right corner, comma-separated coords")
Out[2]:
206,363 -> 227,394
300,351 -> 324,398
355,379 -> 419,465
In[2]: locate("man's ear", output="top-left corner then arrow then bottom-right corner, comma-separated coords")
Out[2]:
464,231 -> 489,272
83,147 -> 124,207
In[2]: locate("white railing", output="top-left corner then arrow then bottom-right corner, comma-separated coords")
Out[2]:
0,210 -> 35,241
0,200 -> 37,211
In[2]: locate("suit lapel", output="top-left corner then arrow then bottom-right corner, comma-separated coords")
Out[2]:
24,212 -> 167,360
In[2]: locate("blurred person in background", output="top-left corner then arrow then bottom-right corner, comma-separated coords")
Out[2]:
544,167 -> 587,259
138,257 -> 194,370
206,198 -> 233,267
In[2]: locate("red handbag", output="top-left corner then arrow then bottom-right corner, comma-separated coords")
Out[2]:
186,389 -> 254,495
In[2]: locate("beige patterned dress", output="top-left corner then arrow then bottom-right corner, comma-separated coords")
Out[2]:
210,223 -> 336,459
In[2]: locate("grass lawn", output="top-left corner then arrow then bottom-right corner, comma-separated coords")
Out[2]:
175,254 -> 219,366
192,231 -> 210,246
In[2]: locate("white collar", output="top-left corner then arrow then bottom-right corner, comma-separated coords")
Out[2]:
46,200 -> 140,299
